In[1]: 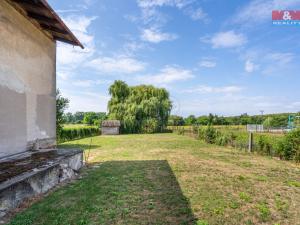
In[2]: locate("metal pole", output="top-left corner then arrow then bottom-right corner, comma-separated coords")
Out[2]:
248,132 -> 253,152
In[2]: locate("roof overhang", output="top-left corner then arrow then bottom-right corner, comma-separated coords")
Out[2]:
7,0 -> 84,49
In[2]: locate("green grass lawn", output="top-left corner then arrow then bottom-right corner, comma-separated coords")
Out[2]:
8,134 -> 300,225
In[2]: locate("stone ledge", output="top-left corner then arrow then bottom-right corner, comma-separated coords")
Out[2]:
0,149 -> 83,220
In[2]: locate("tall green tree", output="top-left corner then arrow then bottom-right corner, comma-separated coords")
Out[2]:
56,89 -> 69,138
108,80 -> 172,133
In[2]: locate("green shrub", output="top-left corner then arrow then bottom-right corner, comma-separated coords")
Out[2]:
276,129 -> 300,161
215,133 -> 230,146
59,127 -> 100,143
198,126 -> 217,144
256,135 -> 272,155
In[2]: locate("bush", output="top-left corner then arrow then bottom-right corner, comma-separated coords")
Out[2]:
256,135 -> 272,155
276,129 -> 300,162
198,126 -> 217,144
58,127 -> 100,143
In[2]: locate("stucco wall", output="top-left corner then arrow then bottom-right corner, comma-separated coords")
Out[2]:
0,1 -> 56,158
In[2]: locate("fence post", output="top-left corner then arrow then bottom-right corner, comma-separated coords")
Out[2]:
248,132 -> 253,152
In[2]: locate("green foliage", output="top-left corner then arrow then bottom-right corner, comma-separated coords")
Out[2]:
168,115 -> 185,126
83,112 -> 107,126
257,135 -> 272,155
192,126 -> 300,161
64,112 -> 107,125
59,127 -> 100,143
257,202 -> 271,222
198,126 -> 218,144
56,89 -> 69,139
276,129 -> 300,161
184,115 -> 197,125
108,80 -> 172,133
169,112 -> 298,127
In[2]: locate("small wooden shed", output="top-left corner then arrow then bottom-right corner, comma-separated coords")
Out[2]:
101,120 -> 121,135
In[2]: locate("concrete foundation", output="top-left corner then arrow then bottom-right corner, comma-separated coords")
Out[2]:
0,149 -> 83,220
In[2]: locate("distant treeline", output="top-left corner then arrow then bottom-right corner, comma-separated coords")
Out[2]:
63,112 -> 107,126
168,112 -> 300,128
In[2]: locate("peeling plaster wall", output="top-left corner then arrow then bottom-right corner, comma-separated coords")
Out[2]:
0,1 -> 56,158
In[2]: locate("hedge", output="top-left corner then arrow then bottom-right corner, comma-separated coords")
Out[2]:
58,127 -> 100,143
196,126 -> 300,162
172,125 -> 300,162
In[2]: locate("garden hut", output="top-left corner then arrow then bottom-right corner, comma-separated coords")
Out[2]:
102,120 -> 121,135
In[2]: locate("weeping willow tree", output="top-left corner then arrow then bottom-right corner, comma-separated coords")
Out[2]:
108,80 -> 172,133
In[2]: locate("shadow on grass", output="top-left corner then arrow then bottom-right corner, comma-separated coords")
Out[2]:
8,160 -> 197,225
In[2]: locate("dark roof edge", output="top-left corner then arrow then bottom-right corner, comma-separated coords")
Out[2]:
40,0 -> 84,49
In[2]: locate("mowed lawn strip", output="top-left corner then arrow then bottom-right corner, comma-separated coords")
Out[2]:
8,134 -> 300,225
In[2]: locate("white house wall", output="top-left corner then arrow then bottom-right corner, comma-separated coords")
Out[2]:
0,1 -> 56,157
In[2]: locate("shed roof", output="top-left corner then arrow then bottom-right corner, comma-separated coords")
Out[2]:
7,0 -> 84,49
102,120 -> 121,127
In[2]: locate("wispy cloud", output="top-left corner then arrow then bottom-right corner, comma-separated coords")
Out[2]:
64,91 -> 110,113
244,60 -> 259,73
262,52 -> 294,74
184,7 -> 208,22
137,0 -> 194,9
199,58 -> 216,68
202,30 -> 247,48
184,85 -> 243,94
57,15 -> 96,67
179,94 -> 298,116
231,0 -> 300,25
72,79 -> 111,87
241,48 -> 295,75
86,55 -> 146,74
141,28 -> 178,43
138,65 -> 194,84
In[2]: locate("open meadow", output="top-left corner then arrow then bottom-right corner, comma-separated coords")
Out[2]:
7,133 -> 300,225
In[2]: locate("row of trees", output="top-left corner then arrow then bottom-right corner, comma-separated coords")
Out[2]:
63,112 -> 107,126
108,80 -> 172,133
169,112 -> 300,128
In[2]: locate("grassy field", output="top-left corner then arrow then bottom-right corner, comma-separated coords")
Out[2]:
8,134 -> 300,225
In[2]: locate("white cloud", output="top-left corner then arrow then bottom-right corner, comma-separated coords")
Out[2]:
185,7 -> 208,21
87,56 -> 146,74
199,58 -> 216,68
179,94 -> 300,116
136,0 -> 207,26
141,28 -> 178,43
245,60 -> 258,73
139,65 -> 194,84
262,52 -> 294,74
265,52 -> 294,65
184,85 -> 243,94
57,71 -> 70,80
137,0 -> 194,9
232,0 -> 300,24
240,49 -> 295,75
206,30 -> 247,48
72,79 -> 111,87
64,91 -> 109,113
57,15 -> 96,69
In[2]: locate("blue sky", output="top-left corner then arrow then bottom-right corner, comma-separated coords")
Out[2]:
49,0 -> 300,116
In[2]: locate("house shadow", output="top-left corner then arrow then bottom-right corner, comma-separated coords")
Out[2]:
81,160 -> 198,224
7,160 -> 197,224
